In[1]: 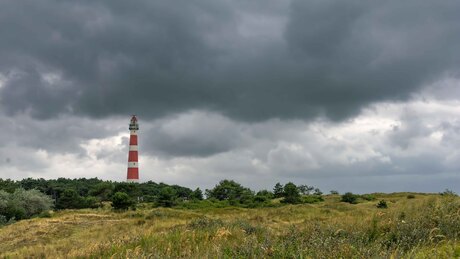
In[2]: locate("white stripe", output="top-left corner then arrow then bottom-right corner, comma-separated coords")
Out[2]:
128,162 -> 138,168
126,179 -> 139,183
129,145 -> 138,151
130,130 -> 137,135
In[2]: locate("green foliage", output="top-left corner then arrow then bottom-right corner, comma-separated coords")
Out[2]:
191,188 -> 203,200
330,190 -> 339,195
187,217 -> 224,230
56,189 -> 85,209
407,194 -> 416,199
376,200 -> 388,208
205,180 -> 254,206
303,195 -> 324,204
273,182 -> 284,198
253,189 -> 274,205
281,182 -> 302,204
440,189 -> 457,196
341,192 -> 359,204
297,184 -> 314,195
88,182 -> 114,201
0,189 -> 52,221
361,194 -> 376,201
156,187 -> 177,208
111,192 -> 135,210
313,188 -> 323,196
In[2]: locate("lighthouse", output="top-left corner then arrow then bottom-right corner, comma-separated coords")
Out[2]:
127,115 -> 139,182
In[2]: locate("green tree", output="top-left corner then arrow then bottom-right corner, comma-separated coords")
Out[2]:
0,189 -> 52,221
206,180 -> 254,205
111,192 -> 135,210
192,188 -> 203,200
156,187 -> 177,207
56,189 -> 85,209
341,192 -> 359,204
89,182 -> 114,201
297,185 -> 315,195
281,182 -> 302,204
273,182 -> 284,198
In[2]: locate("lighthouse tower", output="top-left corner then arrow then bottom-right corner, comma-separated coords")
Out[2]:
127,115 -> 139,182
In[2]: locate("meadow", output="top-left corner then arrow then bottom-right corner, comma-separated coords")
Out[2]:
1,193 -> 459,258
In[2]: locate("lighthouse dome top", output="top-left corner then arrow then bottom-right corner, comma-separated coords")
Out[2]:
129,115 -> 139,130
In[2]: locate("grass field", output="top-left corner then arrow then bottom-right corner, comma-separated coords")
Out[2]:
1,193 -> 460,258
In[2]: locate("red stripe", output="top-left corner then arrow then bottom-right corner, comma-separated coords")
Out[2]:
129,135 -> 138,145
128,151 -> 138,162
127,168 -> 139,179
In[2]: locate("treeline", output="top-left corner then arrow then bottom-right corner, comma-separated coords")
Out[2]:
0,178 -> 325,212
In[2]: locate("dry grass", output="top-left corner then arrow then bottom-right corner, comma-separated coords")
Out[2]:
1,193 -> 459,258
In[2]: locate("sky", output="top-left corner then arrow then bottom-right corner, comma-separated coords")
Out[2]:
0,0 -> 459,193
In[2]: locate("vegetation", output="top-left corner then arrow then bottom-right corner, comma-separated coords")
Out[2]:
0,189 -> 52,224
111,192 -> 135,210
1,177 -> 459,257
341,192 -> 359,204
376,200 -> 388,209
0,193 -> 459,258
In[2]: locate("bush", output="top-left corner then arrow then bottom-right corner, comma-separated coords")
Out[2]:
0,189 -> 53,221
111,192 -> 135,210
407,194 -> 416,199
330,190 -> 339,195
206,180 -> 254,205
281,182 -> 302,204
303,195 -> 324,204
376,200 -> 388,209
361,194 -> 376,201
156,187 -> 177,207
341,192 -> 359,204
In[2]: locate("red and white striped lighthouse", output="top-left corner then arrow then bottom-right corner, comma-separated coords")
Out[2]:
127,115 -> 139,182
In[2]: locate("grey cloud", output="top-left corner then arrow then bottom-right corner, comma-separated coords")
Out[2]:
1,0 -> 459,121
141,111 -> 245,157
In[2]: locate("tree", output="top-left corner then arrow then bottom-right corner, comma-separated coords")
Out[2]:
111,192 -> 135,210
206,180 -> 253,205
0,189 -> 52,221
341,192 -> 359,204
89,182 -> 114,201
297,185 -> 315,195
273,183 -> 284,198
56,189 -> 85,209
330,190 -> 339,195
313,188 -> 323,196
281,182 -> 302,204
156,187 -> 177,207
191,188 -> 203,200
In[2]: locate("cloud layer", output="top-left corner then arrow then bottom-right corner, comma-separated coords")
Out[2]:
0,0 -> 459,193
1,0 -> 459,121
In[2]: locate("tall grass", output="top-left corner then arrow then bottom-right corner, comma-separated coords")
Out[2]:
1,193 -> 459,258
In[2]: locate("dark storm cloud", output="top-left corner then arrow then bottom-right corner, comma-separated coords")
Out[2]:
0,0 -> 459,121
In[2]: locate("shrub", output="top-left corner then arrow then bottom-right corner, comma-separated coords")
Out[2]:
407,194 -> 416,199
206,180 -> 254,205
111,192 -> 135,210
376,200 -> 388,209
187,217 -> 223,230
330,190 -> 339,195
281,182 -> 302,204
361,194 -> 376,201
56,189 -> 85,209
341,192 -> 359,204
156,187 -> 177,207
303,195 -> 324,204
0,189 -> 52,221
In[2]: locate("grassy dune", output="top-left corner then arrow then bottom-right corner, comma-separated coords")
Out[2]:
1,193 -> 460,258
